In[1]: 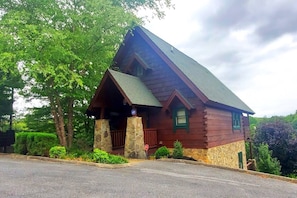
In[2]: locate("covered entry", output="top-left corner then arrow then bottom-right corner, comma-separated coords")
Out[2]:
87,69 -> 162,158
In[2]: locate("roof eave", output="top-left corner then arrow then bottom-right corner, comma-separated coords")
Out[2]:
206,100 -> 255,115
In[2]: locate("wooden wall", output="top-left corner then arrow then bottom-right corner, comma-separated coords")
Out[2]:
148,99 -> 207,149
205,107 -> 244,148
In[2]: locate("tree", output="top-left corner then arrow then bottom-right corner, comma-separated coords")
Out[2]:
0,30 -> 24,131
256,143 -> 281,175
24,106 -> 55,133
0,0 -> 172,147
254,119 -> 297,175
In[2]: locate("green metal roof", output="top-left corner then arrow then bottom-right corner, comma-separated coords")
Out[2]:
108,69 -> 162,107
139,26 -> 254,114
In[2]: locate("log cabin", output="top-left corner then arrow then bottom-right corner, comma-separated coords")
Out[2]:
87,26 -> 254,169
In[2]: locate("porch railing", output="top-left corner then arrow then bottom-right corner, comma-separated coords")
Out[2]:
144,128 -> 158,148
110,130 -> 126,149
110,128 -> 158,149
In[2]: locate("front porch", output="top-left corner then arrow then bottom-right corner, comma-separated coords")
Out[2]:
87,69 -> 162,158
94,116 -> 159,158
111,128 -> 158,149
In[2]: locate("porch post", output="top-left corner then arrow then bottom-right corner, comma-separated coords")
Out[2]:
93,119 -> 112,152
124,116 -> 146,159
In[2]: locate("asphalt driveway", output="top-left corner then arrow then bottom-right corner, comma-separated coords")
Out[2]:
0,156 -> 296,198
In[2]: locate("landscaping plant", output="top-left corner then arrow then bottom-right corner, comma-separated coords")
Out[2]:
14,132 -> 58,156
155,146 -> 170,159
172,140 -> 183,159
49,146 -> 67,159
92,149 -> 128,164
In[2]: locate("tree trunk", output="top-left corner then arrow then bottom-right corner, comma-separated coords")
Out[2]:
49,95 -> 67,147
67,98 -> 74,148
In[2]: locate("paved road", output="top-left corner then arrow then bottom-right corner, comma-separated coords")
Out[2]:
0,156 -> 296,198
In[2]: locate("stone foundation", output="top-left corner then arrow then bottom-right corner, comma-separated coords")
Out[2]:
124,117 -> 146,159
183,140 -> 247,169
93,119 -> 112,152
183,148 -> 209,163
207,140 -> 247,169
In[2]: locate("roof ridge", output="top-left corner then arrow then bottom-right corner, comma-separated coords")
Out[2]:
135,26 -> 254,114
138,26 -> 202,66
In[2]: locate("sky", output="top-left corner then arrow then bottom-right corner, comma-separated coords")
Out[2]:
139,0 -> 297,117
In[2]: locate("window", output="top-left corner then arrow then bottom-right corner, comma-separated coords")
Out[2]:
232,112 -> 241,130
173,108 -> 189,131
132,63 -> 144,77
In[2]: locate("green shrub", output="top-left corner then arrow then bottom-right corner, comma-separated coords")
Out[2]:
172,140 -> 183,159
287,173 -> 297,179
256,143 -> 281,175
80,152 -> 93,162
92,149 -> 110,163
108,155 -> 128,164
92,149 -> 128,164
14,132 -> 29,154
14,132 -> 58,156
49,146 -> 66,159
155,146 -> 170,159
26,133 -> 58,156
67,147 -> 91,158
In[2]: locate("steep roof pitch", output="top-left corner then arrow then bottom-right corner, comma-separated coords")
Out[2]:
136,26 -> 254,114
108,69 -> 162,107
100,69 -> 162,108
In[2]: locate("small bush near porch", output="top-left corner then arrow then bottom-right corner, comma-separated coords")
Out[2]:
49,147 -> 128,164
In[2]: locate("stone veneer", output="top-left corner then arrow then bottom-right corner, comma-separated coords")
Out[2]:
93,119 -> 112,152
182,140 -> 247,169
124,116 -> 146,159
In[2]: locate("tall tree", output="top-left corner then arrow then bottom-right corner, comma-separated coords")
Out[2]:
254,119 -> 297,175
0,30 -> 24,131
0,0 -> 172,147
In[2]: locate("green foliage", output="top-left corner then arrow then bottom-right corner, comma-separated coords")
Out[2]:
49,146 -> 67,159
67,148 -> 91,158
111,0 -> 173,19
256,143 -> 281,175
14,132 -> 58,156
72,116 -> 94,151
155,146 -> 170,159
106,154 -> 128,164
14,132 -> 29,155
287,173 -> 297,179
24,107 -> 55,133
13,119 -> 30,132
0,30 -> 24,131
92,149 -> 109,163
172,140 -> 183,159
254,119 -> 297,175
92,148 -> 128,164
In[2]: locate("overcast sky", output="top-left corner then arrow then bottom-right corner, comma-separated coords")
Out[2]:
140,0 -> 297,117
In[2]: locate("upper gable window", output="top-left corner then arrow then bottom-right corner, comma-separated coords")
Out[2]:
232,112 -> 241,130
125,53 -> 151,77
132,61 -> 144,77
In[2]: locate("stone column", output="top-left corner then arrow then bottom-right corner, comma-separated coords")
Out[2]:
124,116 -> 146,159
93,119 -> 112,152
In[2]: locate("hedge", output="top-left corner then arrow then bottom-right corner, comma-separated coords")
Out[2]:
14,132 -> 59,156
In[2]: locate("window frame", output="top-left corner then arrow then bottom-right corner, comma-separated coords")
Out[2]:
173,107 -> 189,132
232,112 -> 241,130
